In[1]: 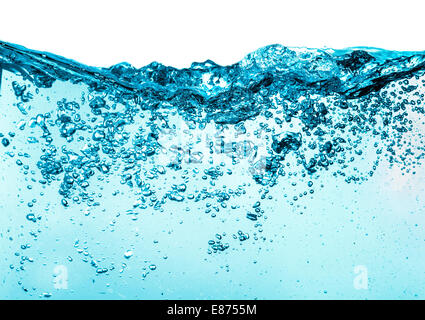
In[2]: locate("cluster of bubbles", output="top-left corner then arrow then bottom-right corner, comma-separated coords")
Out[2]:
2,41 -> 425,293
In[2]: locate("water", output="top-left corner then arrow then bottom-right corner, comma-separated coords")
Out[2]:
1,41 -> 425,299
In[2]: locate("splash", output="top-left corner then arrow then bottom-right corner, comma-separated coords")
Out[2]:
1,41 -> 425,298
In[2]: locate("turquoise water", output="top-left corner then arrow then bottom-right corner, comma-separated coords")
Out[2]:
1,41 -> 425,299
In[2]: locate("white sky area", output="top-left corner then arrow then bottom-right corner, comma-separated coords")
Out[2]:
1,0 -> 424,68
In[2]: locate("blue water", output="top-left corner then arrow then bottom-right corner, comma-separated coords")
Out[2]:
1,41 -> 425,299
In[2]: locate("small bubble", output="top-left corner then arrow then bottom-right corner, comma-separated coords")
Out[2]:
124,250 -> 133,259
1,138 -> 10,147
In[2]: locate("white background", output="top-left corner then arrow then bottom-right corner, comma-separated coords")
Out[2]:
1,0 -> 424,68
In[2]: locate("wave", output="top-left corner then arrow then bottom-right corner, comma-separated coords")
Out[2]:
1,40 -> 424,251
